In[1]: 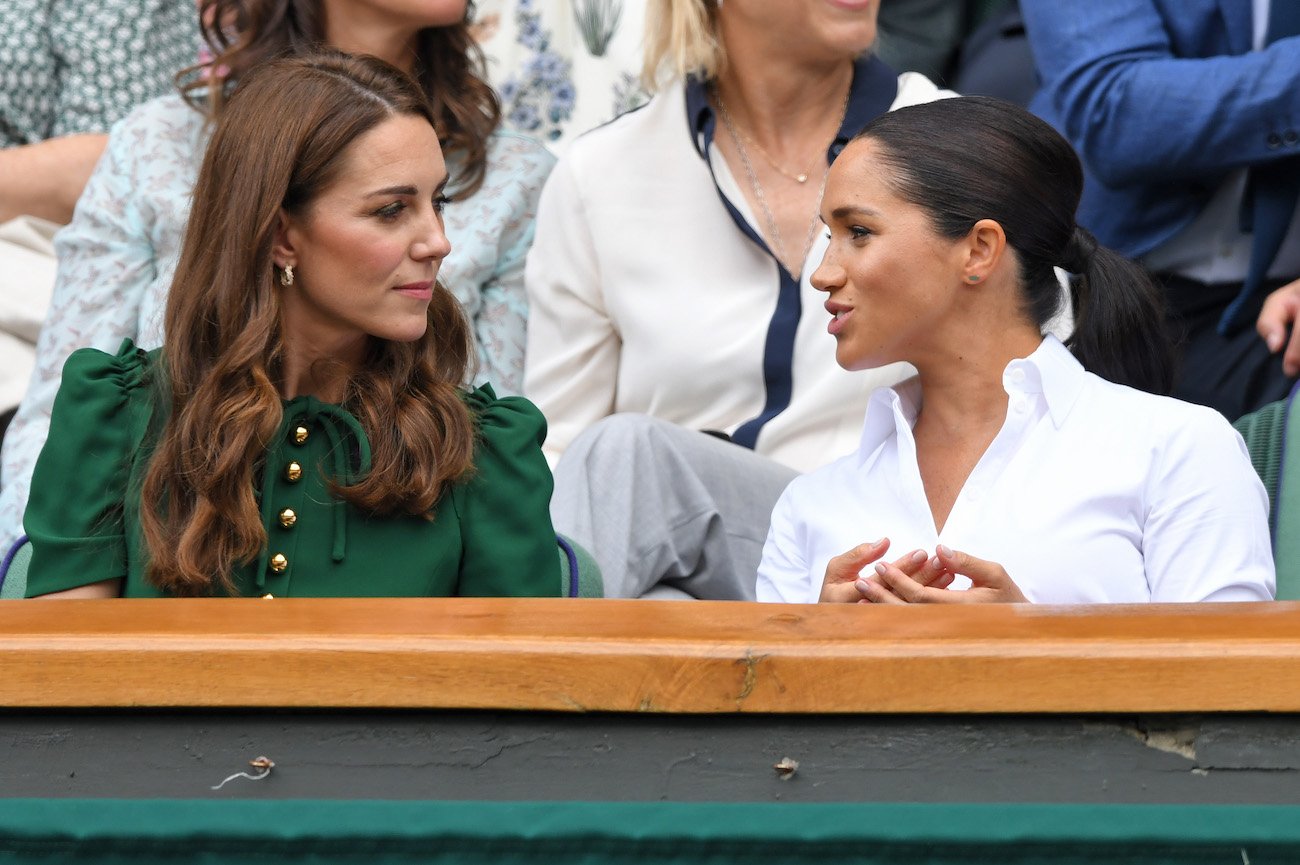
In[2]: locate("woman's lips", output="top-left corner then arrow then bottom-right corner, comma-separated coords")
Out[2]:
393,280 -> 433,301
825,302 -> 853,335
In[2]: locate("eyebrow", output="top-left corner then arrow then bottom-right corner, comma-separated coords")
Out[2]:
367,185 -> 418,197
365,176 -> 449,197
830,205 -> 882,220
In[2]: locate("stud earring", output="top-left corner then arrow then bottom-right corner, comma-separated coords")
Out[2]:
280,264 -> 294,287
966,274 -> 980,283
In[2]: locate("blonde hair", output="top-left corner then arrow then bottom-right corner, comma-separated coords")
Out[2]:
641,0 -> 724,91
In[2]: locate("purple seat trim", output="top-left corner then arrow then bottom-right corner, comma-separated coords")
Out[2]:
0,534 -> 28,596
556,535 -> 580,598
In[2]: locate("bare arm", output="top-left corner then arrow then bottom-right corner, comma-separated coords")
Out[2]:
0,133 -> 107,224
30,578 -> 123,599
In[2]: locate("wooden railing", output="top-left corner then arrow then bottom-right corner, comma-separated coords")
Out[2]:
2,599 -> 1300,712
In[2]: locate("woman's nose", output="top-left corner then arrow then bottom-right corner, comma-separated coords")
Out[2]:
413,212 -> 452,261
811,261 -> 845,293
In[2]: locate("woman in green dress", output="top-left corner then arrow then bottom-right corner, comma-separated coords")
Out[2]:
23,53 -> 561,599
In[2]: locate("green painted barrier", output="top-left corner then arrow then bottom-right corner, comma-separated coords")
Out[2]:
1,800 -> 1299,863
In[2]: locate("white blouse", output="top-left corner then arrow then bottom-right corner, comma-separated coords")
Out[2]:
524,64 -> 948,472
758,337 -> 1276,604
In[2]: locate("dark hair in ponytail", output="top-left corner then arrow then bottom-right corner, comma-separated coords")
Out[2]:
853,96 -> 1174,394
1059,225 -> 1174,394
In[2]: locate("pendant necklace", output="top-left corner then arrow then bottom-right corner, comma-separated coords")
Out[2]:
714,84 -> 850,278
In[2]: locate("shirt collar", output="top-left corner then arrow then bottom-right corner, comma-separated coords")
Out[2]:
683,54 -> 899,160
855,375 -> 922,467
853,335 -> 1088,465
1011,335 -> 1087,428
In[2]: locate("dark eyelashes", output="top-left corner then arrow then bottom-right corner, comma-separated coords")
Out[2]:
375,195 -> 452,220
823,226 -> 872,240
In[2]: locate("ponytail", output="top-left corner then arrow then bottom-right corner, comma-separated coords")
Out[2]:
1062,226 -> 1175,395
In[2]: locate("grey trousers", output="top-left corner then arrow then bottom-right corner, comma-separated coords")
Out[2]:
549,414 -> 799,600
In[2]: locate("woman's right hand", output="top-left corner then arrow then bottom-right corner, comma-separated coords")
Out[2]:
819,540 -> 941,603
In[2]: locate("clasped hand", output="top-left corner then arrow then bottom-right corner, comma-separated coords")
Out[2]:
818,538 -> 1028,604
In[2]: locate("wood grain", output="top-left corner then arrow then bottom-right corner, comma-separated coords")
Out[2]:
1,599 -> 1299,712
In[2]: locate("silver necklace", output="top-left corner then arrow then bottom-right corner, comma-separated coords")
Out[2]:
714,88 -> 842,279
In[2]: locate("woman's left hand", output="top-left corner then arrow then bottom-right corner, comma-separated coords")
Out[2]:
857,544 -> 1028,604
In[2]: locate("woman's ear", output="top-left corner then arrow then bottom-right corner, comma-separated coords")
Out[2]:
271,208 -> 297,270
960,218 -> 1007,285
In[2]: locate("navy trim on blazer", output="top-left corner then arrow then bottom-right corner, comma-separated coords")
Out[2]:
683,55 -> 899,450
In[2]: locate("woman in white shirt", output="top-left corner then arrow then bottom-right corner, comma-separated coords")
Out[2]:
758,96 -> 1276,605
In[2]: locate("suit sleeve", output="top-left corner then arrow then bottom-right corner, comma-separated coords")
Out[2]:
1021,0 -> 1300,186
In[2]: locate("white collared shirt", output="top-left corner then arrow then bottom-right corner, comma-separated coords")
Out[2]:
757,337 -> 1276,604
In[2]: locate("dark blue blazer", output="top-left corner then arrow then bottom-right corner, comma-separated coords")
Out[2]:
1021,0 -> 1300,259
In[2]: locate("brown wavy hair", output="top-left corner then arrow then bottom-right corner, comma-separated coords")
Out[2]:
179,0 -> 500,197
142,53 -> 477,596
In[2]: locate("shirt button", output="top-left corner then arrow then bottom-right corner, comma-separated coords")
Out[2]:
293,425 -> 309,445
1008,368 -> 1026,384
269,553 -> 288,573
278,508 -> 297,528
285,461 -> 303,482
1011,397 -> 1029,414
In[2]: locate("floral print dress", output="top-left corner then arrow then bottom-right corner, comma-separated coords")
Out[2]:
474,0 -> 649,152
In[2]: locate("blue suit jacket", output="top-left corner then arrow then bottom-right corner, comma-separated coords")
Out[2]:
1022,0 -> 1300,259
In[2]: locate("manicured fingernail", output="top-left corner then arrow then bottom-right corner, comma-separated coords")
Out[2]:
910,550 -> 927,564
856,578 -> 870,591
937,544 -> 953,557
872,538 -> 886,546
1268,332 -> 1284,352
874,562 -> 888,575
928,556 -> 941,569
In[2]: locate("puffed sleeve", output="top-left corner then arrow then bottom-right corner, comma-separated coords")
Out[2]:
23,341 -> 155,596
452,385 -> 562,597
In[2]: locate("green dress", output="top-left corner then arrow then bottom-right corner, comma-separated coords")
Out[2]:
23,341 -> 562,598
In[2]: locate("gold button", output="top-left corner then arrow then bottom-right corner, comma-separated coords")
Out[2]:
293,425 -> 309,445
262,593 -> 275,600
278,507 -> 297,528
284,461 -> 302,482
269,553 -> 288,573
